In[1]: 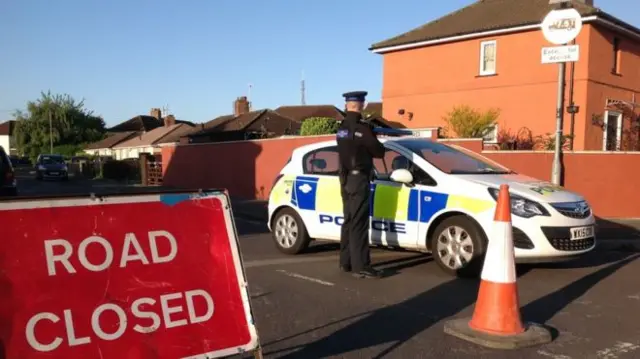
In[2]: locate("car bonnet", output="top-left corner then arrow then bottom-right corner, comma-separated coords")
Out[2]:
455,173 -> 586,203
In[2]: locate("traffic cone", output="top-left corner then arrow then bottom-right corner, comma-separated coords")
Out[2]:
443,184 -> 552,349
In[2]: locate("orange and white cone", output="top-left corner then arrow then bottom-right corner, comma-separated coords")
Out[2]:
468,183 -> 524,335
443,184 -> 551,349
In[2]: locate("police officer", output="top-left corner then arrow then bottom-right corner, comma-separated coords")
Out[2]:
336,91 -> 386,279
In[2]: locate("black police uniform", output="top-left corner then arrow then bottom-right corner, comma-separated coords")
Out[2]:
336,91 -> 386,278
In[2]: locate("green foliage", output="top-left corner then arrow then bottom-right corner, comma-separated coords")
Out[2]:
441,105 -> 500,138
299,117 -> 340,136
52,143 -> 89,158
12,91 -> 107,162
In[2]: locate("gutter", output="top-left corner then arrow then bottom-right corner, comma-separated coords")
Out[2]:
369,15 -> 640,54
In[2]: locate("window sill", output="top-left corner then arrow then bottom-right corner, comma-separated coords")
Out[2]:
476,73 -> 498,78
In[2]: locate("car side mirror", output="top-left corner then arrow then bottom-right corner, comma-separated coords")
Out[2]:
390,169 -> 413,185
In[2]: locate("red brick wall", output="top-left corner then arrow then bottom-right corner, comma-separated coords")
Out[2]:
483,151 -> 640,218
161,136 -> 640,218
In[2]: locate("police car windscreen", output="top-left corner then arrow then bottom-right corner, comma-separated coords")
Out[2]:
397,139 -> 512,175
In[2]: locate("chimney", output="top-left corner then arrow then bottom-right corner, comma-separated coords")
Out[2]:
164,114 -> 176,127
150,108 -> 162,120
233,96 -> 250,116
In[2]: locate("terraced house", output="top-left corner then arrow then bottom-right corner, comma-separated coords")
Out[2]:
370,0 -> 640,151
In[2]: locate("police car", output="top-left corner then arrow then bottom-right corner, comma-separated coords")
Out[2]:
267,131 -> 596,277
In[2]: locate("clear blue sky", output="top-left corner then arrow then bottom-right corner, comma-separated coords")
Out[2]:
0,0 -> 637,126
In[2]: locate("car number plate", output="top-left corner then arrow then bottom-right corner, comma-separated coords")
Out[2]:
570,226 -> 594,240
50,172 -> 59,175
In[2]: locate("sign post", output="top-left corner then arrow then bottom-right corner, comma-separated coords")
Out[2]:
541,1 -> 582,185
0,190 -> 260,359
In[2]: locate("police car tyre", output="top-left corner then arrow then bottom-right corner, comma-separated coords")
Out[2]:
430,215 -> 487,278
271,207 -> 311,255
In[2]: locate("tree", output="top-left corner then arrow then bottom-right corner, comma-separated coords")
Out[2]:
299,117 -> 340,136
12,91 -> 106,161
441,105 -> 500,138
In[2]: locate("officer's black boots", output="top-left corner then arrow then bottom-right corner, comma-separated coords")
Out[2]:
352,266 -> 383,279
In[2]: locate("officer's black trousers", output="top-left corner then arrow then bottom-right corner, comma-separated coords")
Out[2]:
339,173 -> 371,272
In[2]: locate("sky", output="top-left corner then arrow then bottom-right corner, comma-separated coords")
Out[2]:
0,0 -> 638,126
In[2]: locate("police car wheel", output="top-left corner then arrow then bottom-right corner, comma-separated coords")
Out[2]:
430,215 -> 486,278
271,208 -> 311,255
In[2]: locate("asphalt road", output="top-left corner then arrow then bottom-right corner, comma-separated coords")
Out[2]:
235,219 -> 640,359
8,172 -> 640,359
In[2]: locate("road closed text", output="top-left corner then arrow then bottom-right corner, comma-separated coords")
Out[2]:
26,289 -> 215,352
25,230 -> 216,352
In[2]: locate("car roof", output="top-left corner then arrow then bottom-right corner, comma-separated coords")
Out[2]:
292,136 -> 436,154
39,154 -> 63,157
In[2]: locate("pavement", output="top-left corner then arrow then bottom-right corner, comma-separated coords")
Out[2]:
5,174 -> 640,358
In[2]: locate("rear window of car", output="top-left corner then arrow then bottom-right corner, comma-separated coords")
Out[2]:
40,156 -> 65,164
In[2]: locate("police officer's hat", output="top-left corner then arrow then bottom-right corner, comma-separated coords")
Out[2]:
342,91 -> 368,103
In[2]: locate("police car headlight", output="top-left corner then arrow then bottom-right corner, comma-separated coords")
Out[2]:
487,188 -> 550,218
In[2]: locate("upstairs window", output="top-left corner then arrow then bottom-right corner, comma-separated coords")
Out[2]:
479,40 -> 497,76
612,37 -> 621,74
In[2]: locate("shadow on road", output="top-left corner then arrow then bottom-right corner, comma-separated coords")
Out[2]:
521,252 -> 639,324
596,216 -> 640,240
263,252 -> 637,359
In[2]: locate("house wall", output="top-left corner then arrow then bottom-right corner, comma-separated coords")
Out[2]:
380,23 -> 640,150
0,135 -> 11,154
584,25 -> 640,150
160,135 -> 640,218
112,146 -> 159,160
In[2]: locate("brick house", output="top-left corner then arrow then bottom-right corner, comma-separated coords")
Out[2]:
187,97 -> 302,143
370,0 -> 640,150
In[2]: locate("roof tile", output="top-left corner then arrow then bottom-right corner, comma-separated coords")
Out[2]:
369,0 -> 631,51
114,123 -> 194,148
85,131 -> 140,150
0,120 -> 16,136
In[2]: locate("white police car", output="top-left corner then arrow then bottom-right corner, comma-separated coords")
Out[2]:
267,134 -> 596,277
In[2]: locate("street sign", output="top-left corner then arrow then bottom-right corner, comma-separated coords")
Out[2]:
541,8 -> 583,45
542,45 -> 580,64
0,190 -> 259,359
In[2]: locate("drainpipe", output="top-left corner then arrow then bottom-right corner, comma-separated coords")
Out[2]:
568,39 -> 577,150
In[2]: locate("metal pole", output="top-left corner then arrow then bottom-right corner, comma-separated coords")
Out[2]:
551,61 -> 566,185
568,39 -> 576,151
49,110 -> 53,153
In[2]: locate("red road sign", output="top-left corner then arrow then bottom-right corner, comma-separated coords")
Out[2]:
0,190 -> 259,359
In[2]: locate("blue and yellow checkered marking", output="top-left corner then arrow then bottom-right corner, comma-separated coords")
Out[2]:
288,175 -> 494,223
292,176 -> 319,210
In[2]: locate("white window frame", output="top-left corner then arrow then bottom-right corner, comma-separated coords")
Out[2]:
602,110 -> 623,151
479,40 -> 497,76
483,123 -> 499,144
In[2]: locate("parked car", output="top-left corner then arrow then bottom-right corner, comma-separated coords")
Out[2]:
0,145 -> 17,196
35,154 -> 69,181
267,136 -> 596,277
9,155 -> 31,167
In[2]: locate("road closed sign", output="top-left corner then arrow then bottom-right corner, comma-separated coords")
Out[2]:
0,191 -> 259,359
